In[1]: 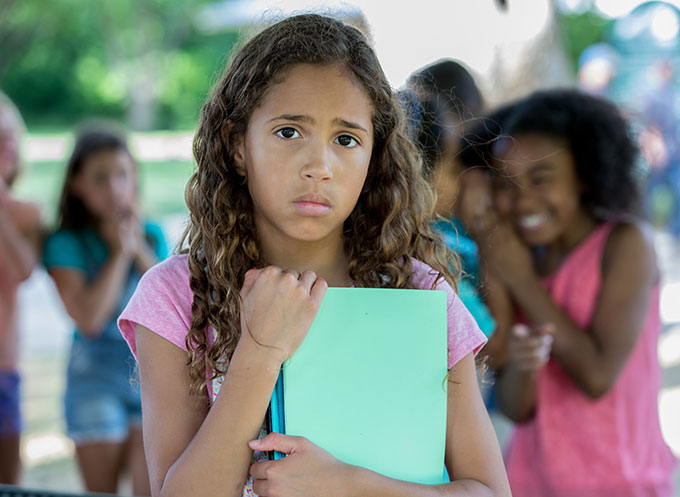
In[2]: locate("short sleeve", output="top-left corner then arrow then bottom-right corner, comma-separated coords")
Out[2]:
118,254 -> 194,359
144,221 -> 169,261
43,230 -> 88,272
410,259 -> 487,369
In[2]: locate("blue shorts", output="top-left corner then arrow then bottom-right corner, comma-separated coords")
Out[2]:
0,370 -> 21,437
64,338 -> 142,445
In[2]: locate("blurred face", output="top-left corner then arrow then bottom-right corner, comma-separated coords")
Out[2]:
492,133 -> 592,248
236,63 -> 374,248
431,138 -> 462,217
71,148 -> 137,221
0,112 -> 21,185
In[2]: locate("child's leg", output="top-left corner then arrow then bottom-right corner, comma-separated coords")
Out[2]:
74,441 -> 126,493
0,436 -> 20,484
0,370 -> 21,484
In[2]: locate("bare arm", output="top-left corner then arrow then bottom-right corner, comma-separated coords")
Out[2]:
137,324 -> 281,497
489,222 -> 656,399
139,266 -> 328,497
250,353 -> 511,497
0,200 -> 41,282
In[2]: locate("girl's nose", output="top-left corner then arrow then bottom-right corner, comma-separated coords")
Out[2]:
301,142 -> 333,181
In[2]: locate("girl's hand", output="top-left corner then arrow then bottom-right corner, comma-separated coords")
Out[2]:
100,214 -> 140,256
239,266 -> 328,365
248,433 -> 352,497
479,221 -> 534,287
507,323 -> 554,372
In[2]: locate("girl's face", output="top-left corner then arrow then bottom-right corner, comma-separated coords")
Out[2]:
431,136 -> 462,217
71,148 -> 137,222
492,133 -> 592,248
236,63 -> 374,248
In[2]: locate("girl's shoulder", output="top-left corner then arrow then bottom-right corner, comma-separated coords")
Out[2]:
118,254 -> 192,358
409,257 -> 454,293
140,253 -> 191,289
602,220 -> 656,277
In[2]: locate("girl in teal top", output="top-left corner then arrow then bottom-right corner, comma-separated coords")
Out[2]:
43,124 -> 166,496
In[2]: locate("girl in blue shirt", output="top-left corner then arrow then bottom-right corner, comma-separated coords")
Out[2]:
43,124 -> 167,495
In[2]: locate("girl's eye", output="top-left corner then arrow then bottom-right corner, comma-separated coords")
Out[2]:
334,135 -> 358,148
276,128 -> 300,140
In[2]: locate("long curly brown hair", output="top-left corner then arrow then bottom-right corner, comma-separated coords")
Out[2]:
182,13 -> 460,396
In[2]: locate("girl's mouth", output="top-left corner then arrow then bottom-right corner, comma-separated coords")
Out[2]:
518,212 -> 549,230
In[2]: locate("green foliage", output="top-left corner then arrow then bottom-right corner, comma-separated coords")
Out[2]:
0,0 -> 239,130
557,10 -> 614,73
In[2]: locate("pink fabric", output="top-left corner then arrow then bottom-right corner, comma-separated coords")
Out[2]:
118,254 -> 486,371
505,222 -> 677,497
118,255 -> 486,496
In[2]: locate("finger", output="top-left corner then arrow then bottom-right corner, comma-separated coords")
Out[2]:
512,324 -> 529,338
310,277 -> 328,304
298,270 -> 317,292
241,268 -> 263,297
249,433 -> 303,454
282,267 -> 301,279
249,459 -> 273,480
252,478 -> 270,496
536,322 -> 556,336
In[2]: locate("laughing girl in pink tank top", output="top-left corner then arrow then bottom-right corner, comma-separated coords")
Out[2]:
476,90 -> 676,497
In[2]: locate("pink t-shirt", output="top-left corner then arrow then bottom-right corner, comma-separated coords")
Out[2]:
505,222 -> 677,497
118,254 -> 486,496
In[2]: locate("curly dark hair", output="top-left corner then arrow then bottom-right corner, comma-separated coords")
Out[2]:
182,14 -> 457,395
493,89 -> 642,218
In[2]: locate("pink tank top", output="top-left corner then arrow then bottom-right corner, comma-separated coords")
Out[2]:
504,222 -> 676,497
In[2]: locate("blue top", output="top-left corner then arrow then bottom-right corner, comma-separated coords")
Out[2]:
433,217 -> 496,337
43,221 -> 168,342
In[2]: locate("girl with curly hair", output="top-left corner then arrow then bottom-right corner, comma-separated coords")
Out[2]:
476,89 -> 676,497
118,13 -> 510,497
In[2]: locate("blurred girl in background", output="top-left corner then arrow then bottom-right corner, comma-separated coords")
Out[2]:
480,89 -> 676,497
43,124 -> 167,495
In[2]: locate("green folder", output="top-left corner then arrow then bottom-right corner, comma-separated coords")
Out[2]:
273,287 -> 449,484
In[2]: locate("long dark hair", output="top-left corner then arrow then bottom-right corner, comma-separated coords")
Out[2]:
57,124 -> 133,231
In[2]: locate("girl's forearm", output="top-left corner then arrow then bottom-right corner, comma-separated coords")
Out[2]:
346,466 -> 497,497
506,274 -> 612,397
159,339 -> 281,497
496,365 -> 539,423
0,209 -> 37,282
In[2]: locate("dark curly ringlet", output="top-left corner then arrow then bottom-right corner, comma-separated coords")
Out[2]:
498,89 -> 642,219
182,14 -> 457,396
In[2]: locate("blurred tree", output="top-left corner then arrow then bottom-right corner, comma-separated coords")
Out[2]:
0,0 -> 238,130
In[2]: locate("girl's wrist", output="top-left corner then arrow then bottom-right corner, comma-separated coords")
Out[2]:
232,332 -> 287,372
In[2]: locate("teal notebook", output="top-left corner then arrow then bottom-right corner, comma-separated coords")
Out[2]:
269,287 -> 448,484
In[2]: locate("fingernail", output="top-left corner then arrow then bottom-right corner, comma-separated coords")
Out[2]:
249,439 -> 261,447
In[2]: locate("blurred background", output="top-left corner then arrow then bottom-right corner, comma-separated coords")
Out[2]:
2,0 -> 680,494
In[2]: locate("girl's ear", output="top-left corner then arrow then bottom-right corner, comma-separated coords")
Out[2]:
222,120 -> 247,178
233,134 -> 247,178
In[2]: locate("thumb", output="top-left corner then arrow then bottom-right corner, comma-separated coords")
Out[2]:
249,433 -> 303,455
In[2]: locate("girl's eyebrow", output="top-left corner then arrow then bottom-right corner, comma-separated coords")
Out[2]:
268,114 -> 368,134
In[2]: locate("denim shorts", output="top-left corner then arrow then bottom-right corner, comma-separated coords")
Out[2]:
64,338 -> 142,445
0,370 -> 21,436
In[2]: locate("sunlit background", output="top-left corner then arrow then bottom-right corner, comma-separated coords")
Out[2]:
2,0 -> 679,494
